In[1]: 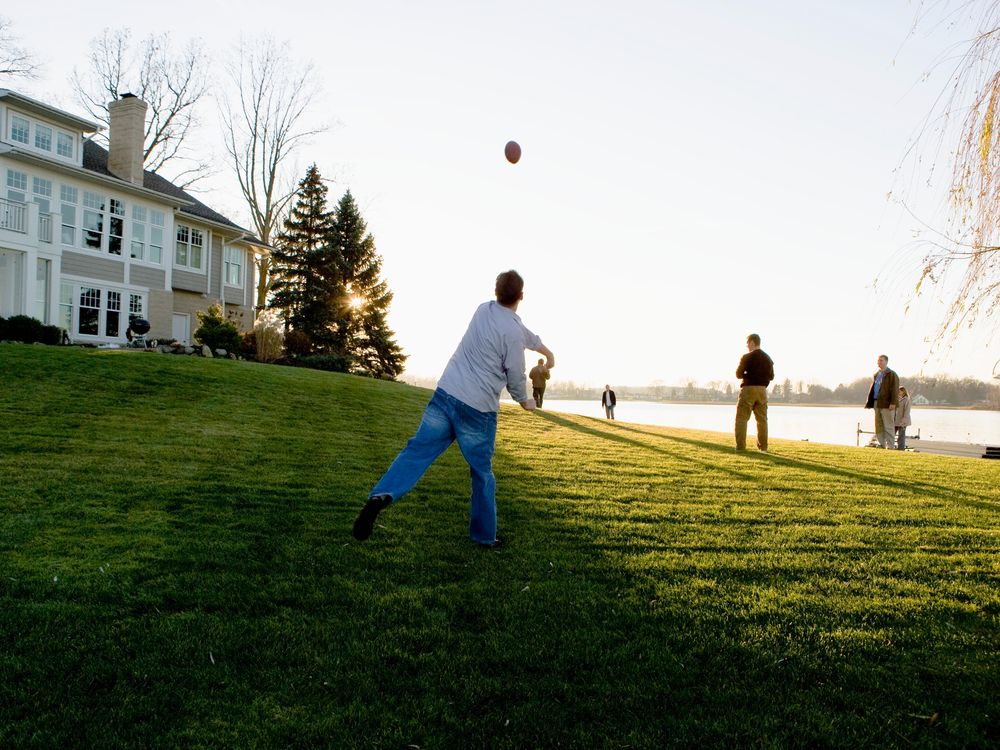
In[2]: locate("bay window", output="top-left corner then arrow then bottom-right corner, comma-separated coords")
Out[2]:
63,282 -> 147,340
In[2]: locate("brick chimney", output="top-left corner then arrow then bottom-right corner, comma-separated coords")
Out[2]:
107,93 -> 147,186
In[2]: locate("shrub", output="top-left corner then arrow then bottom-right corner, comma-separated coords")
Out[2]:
40,325 -> 62,345
4,315 -> 45,343
295,353 -> 353,373
0,316 -> 5,340
253,321 -> 284,363
194,304 -> 241,353
240,330 -> 257,360
283,329 -> 312,357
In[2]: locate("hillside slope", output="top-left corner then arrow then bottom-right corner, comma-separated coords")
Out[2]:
1,345 -> 998,748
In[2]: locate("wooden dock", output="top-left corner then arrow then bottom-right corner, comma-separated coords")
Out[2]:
908,439 -> 996,459
856,422 -> 997,458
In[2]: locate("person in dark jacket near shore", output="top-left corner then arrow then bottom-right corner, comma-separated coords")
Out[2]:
529,358 -> 550,408
601,385 -> 617,419
864,354 -> 899,448
734,333 -> 775,452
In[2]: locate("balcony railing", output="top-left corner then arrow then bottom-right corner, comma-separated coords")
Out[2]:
0,196 -> 27,234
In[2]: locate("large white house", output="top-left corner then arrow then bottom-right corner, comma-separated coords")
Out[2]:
0,89 -> 264,345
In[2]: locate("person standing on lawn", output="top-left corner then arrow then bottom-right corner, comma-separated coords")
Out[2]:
352,270 -> 555,548
734,333 -> 775,452
864,354 -> 899,449
894,385 -> 912,450
601,385 -> 617,419
529,358 -> 550,408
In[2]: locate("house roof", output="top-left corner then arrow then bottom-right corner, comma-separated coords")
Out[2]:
0,89 -> 101,132
82,141 -> 258,240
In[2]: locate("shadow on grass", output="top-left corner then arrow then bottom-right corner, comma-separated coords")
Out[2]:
535,410 -> 758,483
490,423 -> 1000,748
538,411 -> 999,514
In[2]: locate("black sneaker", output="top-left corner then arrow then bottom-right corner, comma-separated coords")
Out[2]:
477,537 -> 505,549
353,494 -> 392,541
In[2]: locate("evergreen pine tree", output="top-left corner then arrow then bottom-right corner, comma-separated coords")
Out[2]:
327,190 -> 406,378
268,165 -> 339,351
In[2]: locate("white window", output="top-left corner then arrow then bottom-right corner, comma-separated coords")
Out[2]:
129,293 -> 144,330
6,169 -> 27,203
32,177 -> 52,214
60,185 -> 77,245
149,210 -> 164,264
65,283 -> 146,340
10,115 -> 29,144
34,124 -> 52,152
82,191 -> 104,250
106,291 -> 121,337
224,246 -> 243,286
78,287 -> 101,335
57,132 -> 74,158
131,205 -> 147,260
175,224 -> 203,270
109,198 -> 125,255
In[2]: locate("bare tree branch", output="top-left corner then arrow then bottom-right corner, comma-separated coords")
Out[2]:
0,16 -> 39,80
898,1 -> 1000,346
220,36 -> 327,317
70,28 -> 213,190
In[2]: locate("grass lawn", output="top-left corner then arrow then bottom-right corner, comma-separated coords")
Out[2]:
1,344 -> 998,748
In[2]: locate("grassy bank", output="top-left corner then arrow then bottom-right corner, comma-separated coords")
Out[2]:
1,345 -> 998,748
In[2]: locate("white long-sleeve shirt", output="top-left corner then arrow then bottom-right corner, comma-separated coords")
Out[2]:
437,301 -> 543,413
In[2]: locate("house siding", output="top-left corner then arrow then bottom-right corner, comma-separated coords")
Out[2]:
173,290 -> 208,322
147,289 -> 173,339
130,264 -> 166,289
172,268 -> 206,293
210,235 -> 223,298
224,302 -> 252,332
61,251 -> 125,284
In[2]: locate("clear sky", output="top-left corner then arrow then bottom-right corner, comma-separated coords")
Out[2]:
7,1 -> 998,388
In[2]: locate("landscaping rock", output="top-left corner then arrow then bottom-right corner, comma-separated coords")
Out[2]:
202,345 -> 212,358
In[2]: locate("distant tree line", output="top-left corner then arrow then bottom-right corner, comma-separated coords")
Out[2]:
540,376 -> 999,409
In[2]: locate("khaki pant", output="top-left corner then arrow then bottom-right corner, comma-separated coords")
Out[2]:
735,385 -> 768,451
875,408 -> 895,448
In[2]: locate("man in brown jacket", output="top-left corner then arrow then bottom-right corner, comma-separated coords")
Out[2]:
864,354 -> 899,448
529,358 -> 550,408
734,333 -> 774,452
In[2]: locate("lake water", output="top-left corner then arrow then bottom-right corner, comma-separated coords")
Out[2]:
532,400 -> 1000,447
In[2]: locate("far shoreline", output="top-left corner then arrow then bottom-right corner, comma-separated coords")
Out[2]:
542,398 -> 1000,412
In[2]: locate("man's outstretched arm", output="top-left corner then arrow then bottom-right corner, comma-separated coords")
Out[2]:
536,344 -> 555,370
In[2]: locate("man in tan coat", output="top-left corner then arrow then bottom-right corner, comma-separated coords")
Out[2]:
529,358 -> 550,408
734,333 -> 774,452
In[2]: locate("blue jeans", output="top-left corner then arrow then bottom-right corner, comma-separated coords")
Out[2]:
371,389 -> 499,544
